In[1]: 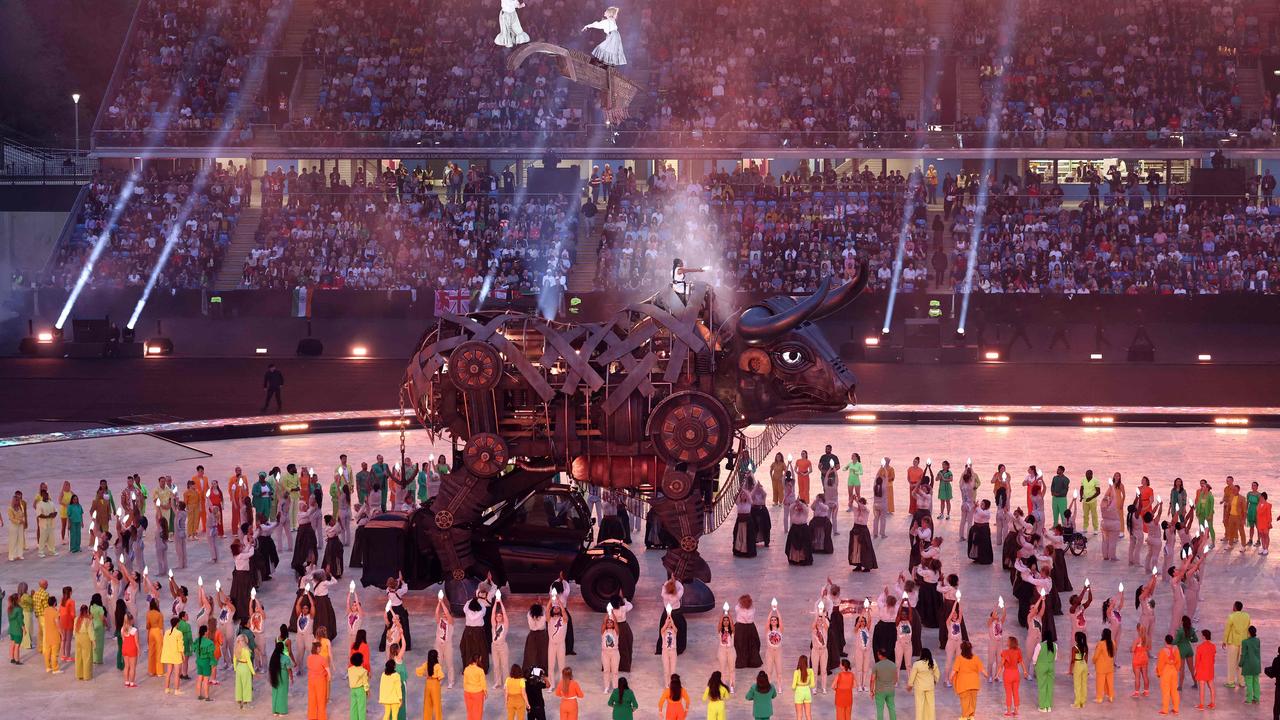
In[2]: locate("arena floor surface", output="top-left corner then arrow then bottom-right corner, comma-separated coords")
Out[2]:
0,424 -> 1276,719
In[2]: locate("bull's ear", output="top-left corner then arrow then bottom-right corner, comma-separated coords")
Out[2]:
812,260 -> 869,320
735,278 -> 830,344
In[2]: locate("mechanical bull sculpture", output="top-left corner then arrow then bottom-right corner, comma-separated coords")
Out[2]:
402,264 -> 866,603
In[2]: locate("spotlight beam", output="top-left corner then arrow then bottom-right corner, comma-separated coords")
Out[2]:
881,32 -> 949,335
56,177 -> 139,329
56,6 -> 254,329
127,3 -> 293,329
958,0 -> 1020,334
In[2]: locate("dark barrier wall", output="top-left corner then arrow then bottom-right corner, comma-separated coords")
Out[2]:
18,288 -> 1280,326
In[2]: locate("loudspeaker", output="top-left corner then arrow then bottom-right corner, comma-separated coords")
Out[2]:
71,318 -> 112,343
862,345 -> 902,363
1127,345 -> 1155,362
527,166 -> 582,196
903,347 -> 940,363
940,346 -> 978,363
64,342 -> 107,358
904,319 -> 942,348
297,338 -> 324,356
1189,167 -> 1246,198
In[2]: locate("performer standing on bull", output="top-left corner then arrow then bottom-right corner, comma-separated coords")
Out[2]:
495,0 -> 531,47
582,7 -> 626,66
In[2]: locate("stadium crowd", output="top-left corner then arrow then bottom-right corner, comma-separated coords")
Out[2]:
97,0 -> 286,144
238,164 -> 577,292
91,0 -> 1280,149
594,162 -> 933,294
286,0 -> 582,146
46,165 -> 249,291
969,0 -> 1280,146
593,161 -> 1280,296
944,168 -> 1280,294
635,0 -> 923,142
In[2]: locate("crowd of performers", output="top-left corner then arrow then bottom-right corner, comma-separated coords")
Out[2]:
5,449 -> 1280,720
726,450 -> 1280,717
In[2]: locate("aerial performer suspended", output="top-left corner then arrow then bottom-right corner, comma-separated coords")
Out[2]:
494,0 -> 531,48
581,6 -> 627,67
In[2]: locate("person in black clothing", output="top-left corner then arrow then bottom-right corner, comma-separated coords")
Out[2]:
1008,307 -> 1032,350
1047,309 -> 1071,351
1265,646 -> 1280,720
262,364 -> 284,413
525,666 -> 548,720
818,446 -> 839,482
931,248 -> 947,287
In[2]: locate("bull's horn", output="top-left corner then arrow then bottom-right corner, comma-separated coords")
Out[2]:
813,260 -> 869,320
736,277 -> 831,343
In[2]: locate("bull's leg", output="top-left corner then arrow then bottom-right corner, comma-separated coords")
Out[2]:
429,471 -> 492,581
651,495 -> 711,583
429,467 -> 555,611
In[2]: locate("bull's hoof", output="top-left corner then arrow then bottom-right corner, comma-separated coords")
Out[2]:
442,577 -> 478,616
678,578 -> 715,613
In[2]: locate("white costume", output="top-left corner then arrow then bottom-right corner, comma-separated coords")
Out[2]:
495,0 -> 530,47
583,15 -> 626,66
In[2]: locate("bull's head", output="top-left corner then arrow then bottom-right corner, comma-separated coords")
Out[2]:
716,263 -> 867,425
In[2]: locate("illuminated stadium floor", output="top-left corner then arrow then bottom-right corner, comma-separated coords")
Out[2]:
1,425 -> 1277,719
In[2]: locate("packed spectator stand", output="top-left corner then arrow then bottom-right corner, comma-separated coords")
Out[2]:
594,163 -> 931,295
46,165 -> 249,291
592,162 -> 1280,296
284,0 -> 582,146
43,0 -> 1280,303
239,163 -> 578,293
89,0 -> 1280,149
967,0 -> 1280,148
98,0 -> 287,145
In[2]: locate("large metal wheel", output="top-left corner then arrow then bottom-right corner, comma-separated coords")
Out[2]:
449,341 -> 502,391
646,391 -> 733,470
659,469 -> 695,501
462,433 -> 509,477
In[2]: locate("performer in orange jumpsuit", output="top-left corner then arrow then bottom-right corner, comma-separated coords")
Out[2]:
1155,635 -> 1180,715
192,466 -> 210,534
229,467 -> 249,533
307,642 -> 331,719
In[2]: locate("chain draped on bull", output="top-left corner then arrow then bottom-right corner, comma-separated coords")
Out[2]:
404,264 -> 866,593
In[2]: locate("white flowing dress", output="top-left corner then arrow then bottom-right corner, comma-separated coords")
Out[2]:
585,17 -> 627,66
495,0 -> 530,47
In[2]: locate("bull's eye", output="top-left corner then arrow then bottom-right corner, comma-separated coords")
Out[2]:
775,346 -> 808,370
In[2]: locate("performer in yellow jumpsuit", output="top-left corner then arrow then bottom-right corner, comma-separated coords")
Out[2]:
41,596 -> 62,673
74,606 -> 95,680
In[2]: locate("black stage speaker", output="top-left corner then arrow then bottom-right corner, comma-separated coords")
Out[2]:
903,347 -> 940,363
527,166 -> 582,196
904,319 -> 941,348
1127,345 -> 1155,362
64,342 -> 107,358
72,318 -> 112,343
940,346 -> 978,363
863,345 -> 903,363
296,338 -> 324,356
1189,167 -> 1246,198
